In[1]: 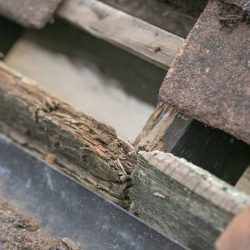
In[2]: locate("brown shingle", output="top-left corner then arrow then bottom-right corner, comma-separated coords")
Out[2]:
159,0 -> 250,144
0,0 -> 63,28
215,205 -> 250,250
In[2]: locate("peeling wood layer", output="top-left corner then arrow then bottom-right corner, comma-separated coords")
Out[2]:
130,151 -> 250,250
134,102 -> 191,151
0,0 -> 62,28
0,63 -> 136,206
57,0 -> 184,69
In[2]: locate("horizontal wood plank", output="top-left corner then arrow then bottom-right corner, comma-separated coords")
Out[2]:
130,151 -> 250,250
57,0 -> 184,69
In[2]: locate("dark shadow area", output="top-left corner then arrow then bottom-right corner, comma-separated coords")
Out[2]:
0,16 -> 22,55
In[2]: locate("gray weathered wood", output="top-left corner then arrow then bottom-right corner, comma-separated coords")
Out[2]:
57,0 -> 184,69
130,151 -> 250,250
0,63 -> 136,207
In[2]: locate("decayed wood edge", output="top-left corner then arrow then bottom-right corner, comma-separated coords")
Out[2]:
0,63 -> 136,207
57,0 -> 184,70
236,166 -> 250,195
130,151 -> 250,250
134,101 -> 191,151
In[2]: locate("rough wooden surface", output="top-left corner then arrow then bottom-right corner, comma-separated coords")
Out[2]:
134,102 -> 250,185
0,63 -> 136,206
57,0 -> 184,70
134,102 -> 191,151
130,151 -> 250,250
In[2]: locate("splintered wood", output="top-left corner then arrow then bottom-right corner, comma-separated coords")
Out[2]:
0,63 -> 136,207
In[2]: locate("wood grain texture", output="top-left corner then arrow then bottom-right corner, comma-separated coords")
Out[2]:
130,151 -> 250,250
134,102 -> 191,151
57,0 -> 184,69
0,63 -> 136,206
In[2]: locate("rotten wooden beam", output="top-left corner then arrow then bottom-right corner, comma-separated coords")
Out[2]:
130,150 -> 250,250
0,63 -> 136,207
57,0 -> 184,69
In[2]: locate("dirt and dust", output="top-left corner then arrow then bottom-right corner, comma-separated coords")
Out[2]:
0,200 -> 81,250
219,0 -> 250,30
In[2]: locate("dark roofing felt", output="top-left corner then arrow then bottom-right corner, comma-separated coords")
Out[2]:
160,0 -> 250,144
0,0 -> 62,28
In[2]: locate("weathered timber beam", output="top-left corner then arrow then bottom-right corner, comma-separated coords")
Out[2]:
57,0 -> 184,70
97,0 -> 199,37
134,102 -> 250,185
0,63 -> 136,207
130,151 -> 250,250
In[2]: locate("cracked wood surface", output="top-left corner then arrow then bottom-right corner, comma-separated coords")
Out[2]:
130,151 -> 250,250
0,63 -> 136,206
